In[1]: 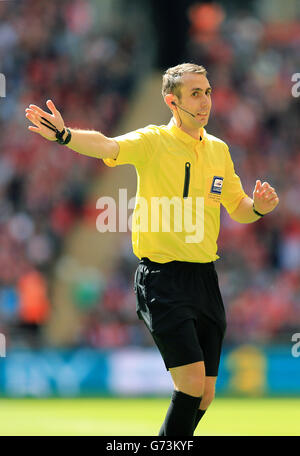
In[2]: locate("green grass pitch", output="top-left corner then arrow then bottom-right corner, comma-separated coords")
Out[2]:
0,397 -> 299,436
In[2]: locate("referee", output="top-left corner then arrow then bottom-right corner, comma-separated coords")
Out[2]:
25,63 -> 279,436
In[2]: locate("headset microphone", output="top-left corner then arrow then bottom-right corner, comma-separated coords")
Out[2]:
171,101 -> 196,118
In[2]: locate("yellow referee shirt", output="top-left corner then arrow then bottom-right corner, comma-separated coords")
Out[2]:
103,119 -> 248,263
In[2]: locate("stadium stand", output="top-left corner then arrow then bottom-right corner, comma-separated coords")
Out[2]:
0,0 -> 299,351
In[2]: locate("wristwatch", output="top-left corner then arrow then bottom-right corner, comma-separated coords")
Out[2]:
252,203 -> 265,217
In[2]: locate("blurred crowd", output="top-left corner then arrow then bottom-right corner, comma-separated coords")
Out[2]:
0,1 -> 299,349
0,0 -> 145,346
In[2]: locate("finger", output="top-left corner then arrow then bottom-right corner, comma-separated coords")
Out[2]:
263,196 -> 276,205
46,99 -> 59,115
28,125 -> 41,133
254,181 -> 262,195
258,183 -> 270,194
25,109 -> 40,120
25,108 -> 38,116
267,193 -> 278,201
259,186 -> 275,198
267,196 -> 279,204
26,112 -> 42,127
262,188 -> 275,198
28,104 -> 53,120
25,109 -> 46,127
255,180 -> 262,190
260,182 -> 269,195
26,111 -> 43,126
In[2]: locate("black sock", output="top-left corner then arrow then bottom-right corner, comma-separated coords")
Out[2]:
158,421 -> 165,436
194,408 -> 206,431
158,390 -> 201,436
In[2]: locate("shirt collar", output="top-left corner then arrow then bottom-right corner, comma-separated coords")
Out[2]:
166,118 -> 206,145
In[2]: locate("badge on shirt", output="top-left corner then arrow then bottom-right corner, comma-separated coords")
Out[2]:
205,174 -> 224,207
210,176 -> 224,195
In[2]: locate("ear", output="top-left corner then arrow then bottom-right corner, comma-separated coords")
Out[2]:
164,93 -> 177,111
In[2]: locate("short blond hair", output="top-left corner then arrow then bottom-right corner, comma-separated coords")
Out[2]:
162,63 -> 207,100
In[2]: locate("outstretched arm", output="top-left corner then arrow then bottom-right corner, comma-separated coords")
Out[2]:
25,99 -> 119,160
230,180 -> 279,223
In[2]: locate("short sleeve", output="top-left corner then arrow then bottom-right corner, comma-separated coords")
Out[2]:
221,146 -> 248,214
103,126 -> 156,168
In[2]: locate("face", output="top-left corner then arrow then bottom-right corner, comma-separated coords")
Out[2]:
174,73 -> 212,128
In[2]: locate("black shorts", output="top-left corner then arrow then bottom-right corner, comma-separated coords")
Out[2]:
134,257 -> 227,376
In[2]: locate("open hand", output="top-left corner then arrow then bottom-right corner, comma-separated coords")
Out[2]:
253,180 -> 279,215
25,100 -> 65,141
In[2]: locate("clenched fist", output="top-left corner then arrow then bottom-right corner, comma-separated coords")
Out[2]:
253,180 -> 279,215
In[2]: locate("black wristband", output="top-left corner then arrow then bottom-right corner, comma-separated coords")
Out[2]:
56,127 -> 72,145
253,203 -> 265,217
55,127 -> 66,144
64,128 -> 72,144
40,117 -> 71,145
